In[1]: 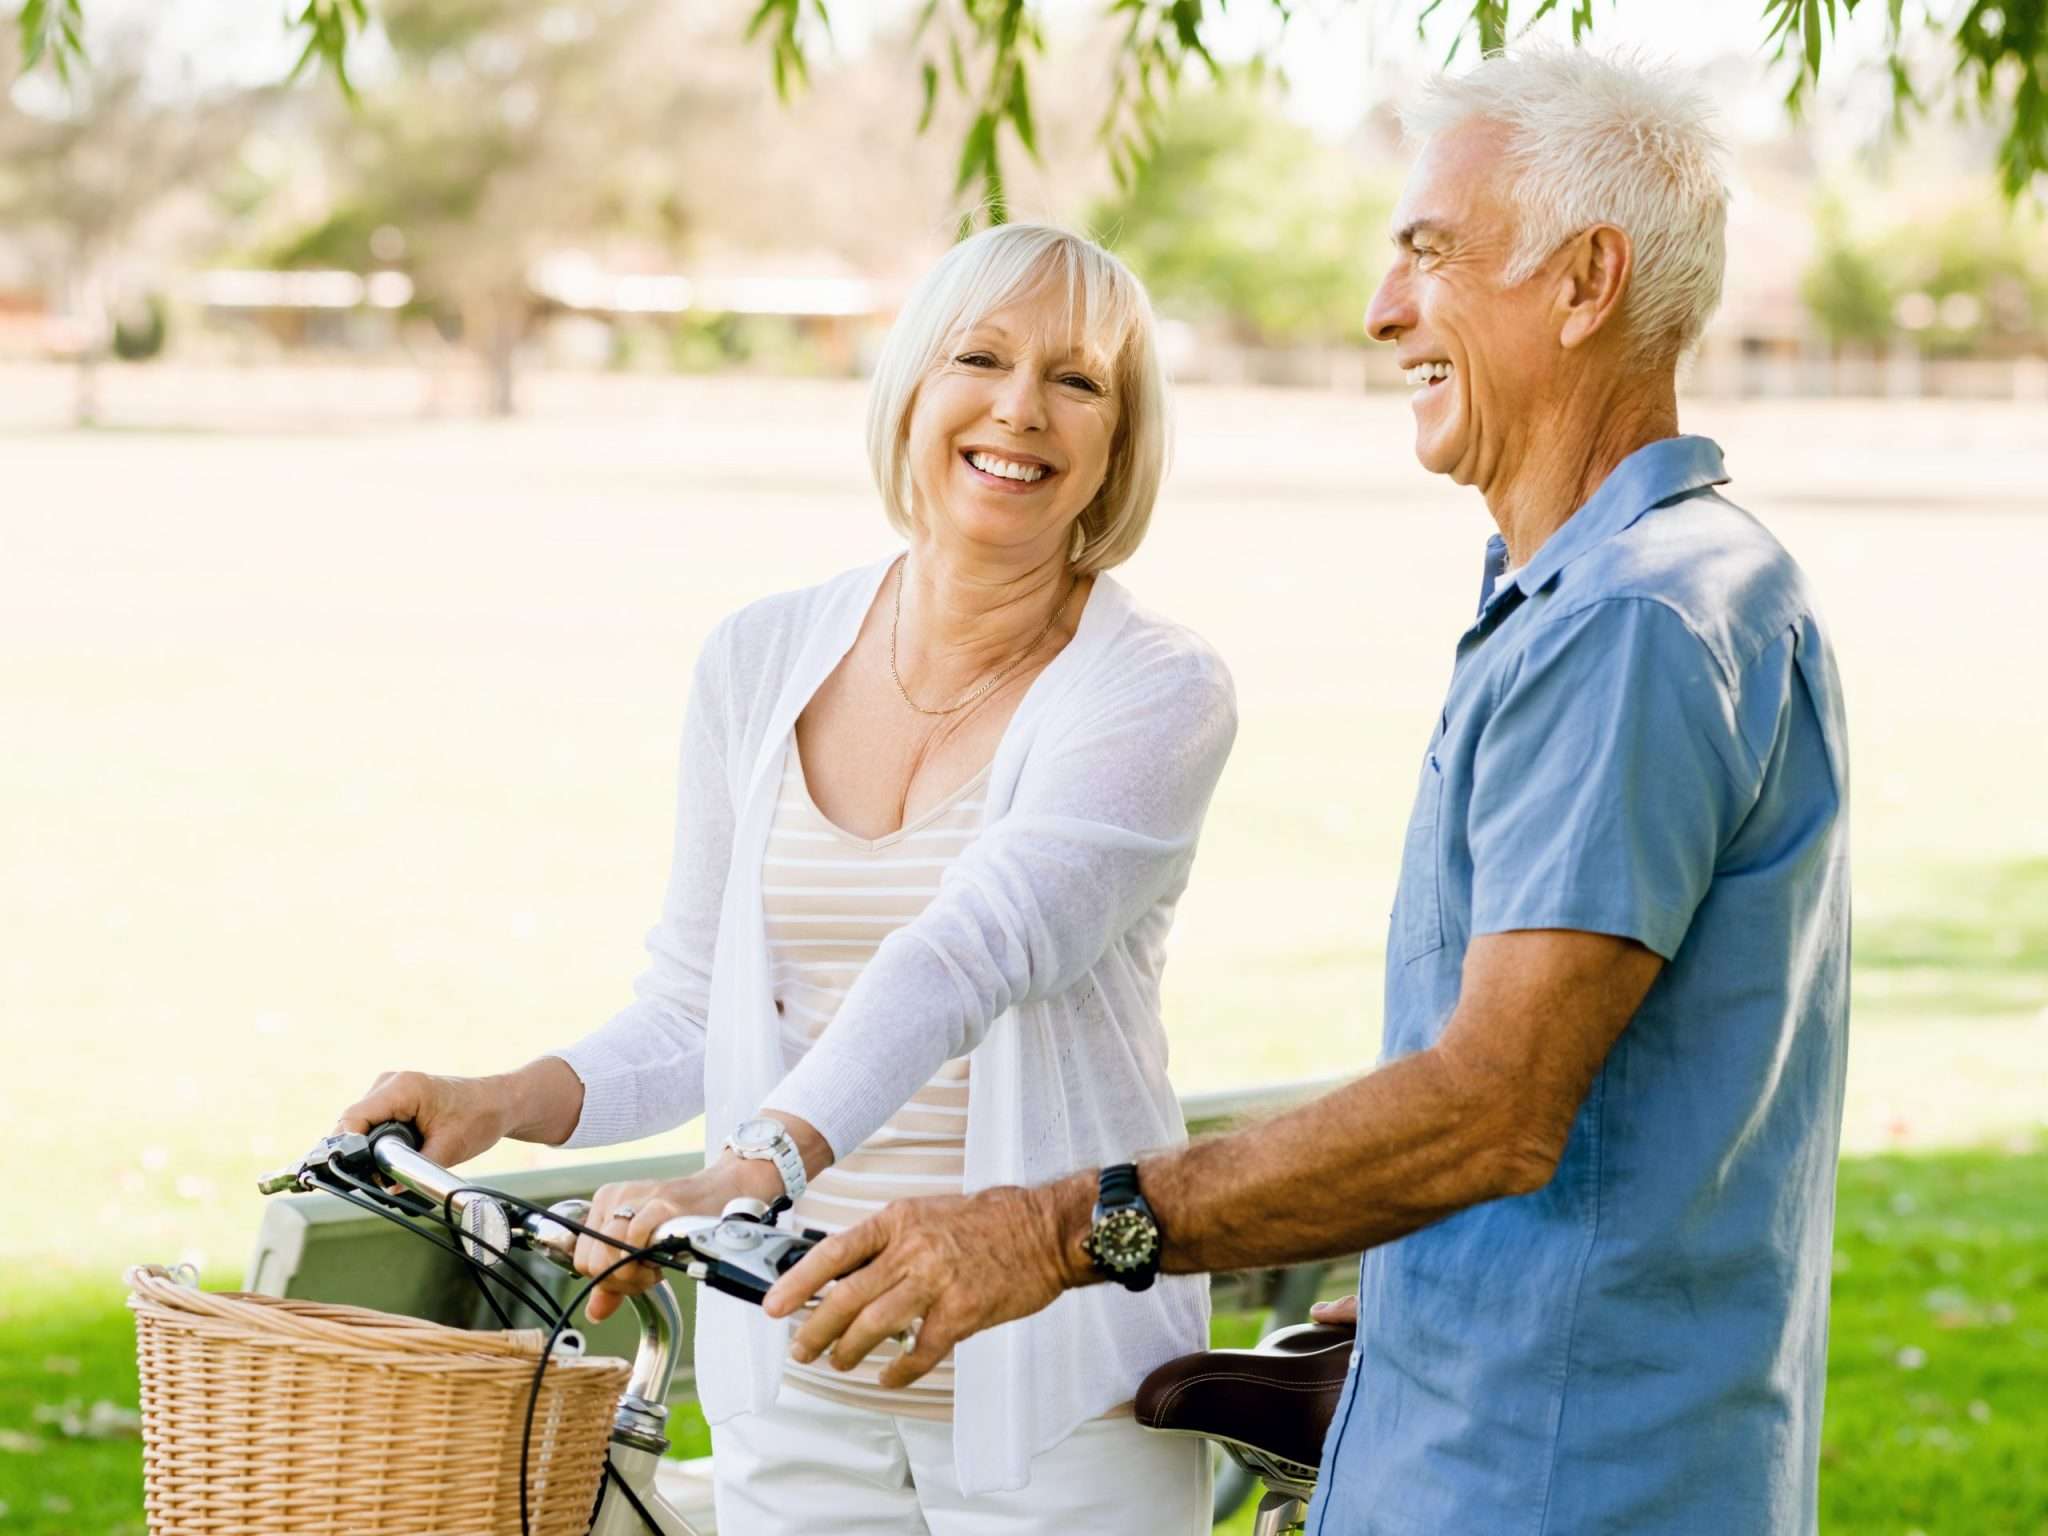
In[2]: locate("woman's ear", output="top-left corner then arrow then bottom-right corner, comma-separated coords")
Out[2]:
1558,224 -> 1634,351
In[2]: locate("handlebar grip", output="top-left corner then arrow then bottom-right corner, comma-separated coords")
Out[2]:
365,1120 -> 423,1154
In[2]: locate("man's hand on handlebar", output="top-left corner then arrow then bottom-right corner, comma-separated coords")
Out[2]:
1309,1295 -> 1358,1326
579,1156 -> 787,1323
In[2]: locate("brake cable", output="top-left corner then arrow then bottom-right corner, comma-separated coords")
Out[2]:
304,1164 -> 680,1536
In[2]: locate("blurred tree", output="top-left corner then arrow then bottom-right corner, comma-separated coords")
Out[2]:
1802,201 -> 1897,346
270,0 -> 716,415
1803,186 -> 2048,354
0,19 -> 260,422
1089,85 -> 1392,346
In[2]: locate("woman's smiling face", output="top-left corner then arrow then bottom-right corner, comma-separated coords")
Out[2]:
903,286 -> 1121,563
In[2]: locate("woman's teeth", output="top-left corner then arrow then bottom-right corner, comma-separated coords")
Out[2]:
1405,362 -> 1454,388
967,452 -> 1048,483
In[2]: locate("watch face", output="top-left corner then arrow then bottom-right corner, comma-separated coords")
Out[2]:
1089,1207 -> 1158,1272
732,1117 -> 781,1150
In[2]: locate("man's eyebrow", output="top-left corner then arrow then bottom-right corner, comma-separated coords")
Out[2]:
1392,220 -> 1450,250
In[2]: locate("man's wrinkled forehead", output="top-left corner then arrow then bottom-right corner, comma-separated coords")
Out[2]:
1388,117 -> 1516,249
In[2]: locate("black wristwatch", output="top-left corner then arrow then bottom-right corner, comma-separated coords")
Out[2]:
1082,1163 -> 1163,1292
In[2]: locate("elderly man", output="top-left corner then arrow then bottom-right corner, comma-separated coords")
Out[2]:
767,49 -> 1849,1534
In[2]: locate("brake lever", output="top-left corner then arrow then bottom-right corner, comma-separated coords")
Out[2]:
256,1131 -> 369,1195
256,1122 -> 426,1201
648,1203 -> 826,1307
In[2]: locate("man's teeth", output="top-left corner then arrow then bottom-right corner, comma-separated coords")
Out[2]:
967,452 -> 1047,483
1404,362 -> 1454,387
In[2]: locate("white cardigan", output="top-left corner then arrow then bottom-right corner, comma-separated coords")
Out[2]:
551,556 -> 1237,1493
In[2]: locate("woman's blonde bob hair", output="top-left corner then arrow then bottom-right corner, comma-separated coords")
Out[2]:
866,223 -> 1168,575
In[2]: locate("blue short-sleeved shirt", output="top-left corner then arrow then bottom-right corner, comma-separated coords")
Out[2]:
1309,437 -> 1851,1536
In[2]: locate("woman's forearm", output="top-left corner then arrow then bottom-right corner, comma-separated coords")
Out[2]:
492,1056 -> 587,1146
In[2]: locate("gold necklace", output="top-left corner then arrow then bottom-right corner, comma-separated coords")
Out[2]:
888,556 -> 1075,717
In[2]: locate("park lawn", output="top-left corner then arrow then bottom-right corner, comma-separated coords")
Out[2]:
1,1149 -> 2041,1535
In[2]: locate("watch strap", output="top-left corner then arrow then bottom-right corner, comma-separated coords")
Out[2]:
1097,1162 -> 1143,1207
724,1121 -> 808,1204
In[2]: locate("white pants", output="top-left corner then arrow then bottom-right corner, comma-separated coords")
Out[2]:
710,1385 -> 1211,1535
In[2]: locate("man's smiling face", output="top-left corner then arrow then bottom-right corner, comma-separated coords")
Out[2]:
1365,118 -> 1564,489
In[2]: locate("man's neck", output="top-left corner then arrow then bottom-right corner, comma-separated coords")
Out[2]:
1484,376 -> 1680,568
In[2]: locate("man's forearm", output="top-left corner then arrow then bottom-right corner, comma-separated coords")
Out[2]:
1043,1042 -> 1557,1284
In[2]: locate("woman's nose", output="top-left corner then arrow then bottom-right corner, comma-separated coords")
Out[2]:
991,371 -> 1047,432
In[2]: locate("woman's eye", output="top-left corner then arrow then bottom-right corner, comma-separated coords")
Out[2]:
1061,375 -> 1104,394
956,352 -> 997,367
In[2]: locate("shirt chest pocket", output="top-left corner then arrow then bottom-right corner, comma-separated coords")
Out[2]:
1392,746 -> 1446,964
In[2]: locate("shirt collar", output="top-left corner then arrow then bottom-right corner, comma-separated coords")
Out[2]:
1478,435 -> 1729,615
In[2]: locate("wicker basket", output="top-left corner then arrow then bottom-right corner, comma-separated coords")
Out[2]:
127,1264 -> 631,1535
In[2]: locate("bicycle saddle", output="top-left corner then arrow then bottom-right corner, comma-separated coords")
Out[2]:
1135,1320 -> 1355,1490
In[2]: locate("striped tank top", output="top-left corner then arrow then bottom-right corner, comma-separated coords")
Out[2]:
767,740 -> 987,1419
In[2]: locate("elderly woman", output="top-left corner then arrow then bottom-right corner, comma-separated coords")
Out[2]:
337,223 -> 1232,1532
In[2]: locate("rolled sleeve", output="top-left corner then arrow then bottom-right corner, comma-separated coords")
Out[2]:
1467,597 -> 1758,960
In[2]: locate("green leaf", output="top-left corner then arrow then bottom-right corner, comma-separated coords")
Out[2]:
918,60 -> 940,133
955,109 -> 996,195
744,0 -> 787,44
1471,0 -> 1509,53
1005,61 -> 1037,158
18,0 -> 85,78
286,28 -> 323,86
1803,0 -> 1823,77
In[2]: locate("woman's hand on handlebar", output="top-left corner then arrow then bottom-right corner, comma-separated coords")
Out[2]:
337,1058 -> 583,1170
577,1157 -> 786,1323
336,1070 -> 510,1169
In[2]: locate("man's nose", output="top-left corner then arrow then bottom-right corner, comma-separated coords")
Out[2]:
991,368 -> 1047,432
1365,265 -> 1413,344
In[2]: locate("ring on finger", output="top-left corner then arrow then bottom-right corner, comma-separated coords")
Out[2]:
611,1204 -> 638,1224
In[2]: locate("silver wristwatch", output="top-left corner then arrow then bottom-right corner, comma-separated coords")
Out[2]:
722,1116 -> 807,1204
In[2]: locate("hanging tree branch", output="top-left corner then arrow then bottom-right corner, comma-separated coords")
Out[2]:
12,0 -> 2048,208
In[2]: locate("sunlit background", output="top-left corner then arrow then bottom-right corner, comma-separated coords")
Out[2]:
3,1 -> 2046,1531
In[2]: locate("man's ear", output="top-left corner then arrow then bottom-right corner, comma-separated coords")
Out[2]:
1557,224 -> 1634,350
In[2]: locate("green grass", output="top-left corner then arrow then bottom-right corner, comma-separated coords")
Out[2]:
5,1149 -> 2043,1535
1820,1152 -> 2048,1536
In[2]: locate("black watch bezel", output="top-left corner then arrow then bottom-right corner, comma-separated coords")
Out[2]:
1085,1162 -> 1162,1292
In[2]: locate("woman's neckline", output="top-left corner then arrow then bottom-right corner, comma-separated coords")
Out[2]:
787,740 -> 993,852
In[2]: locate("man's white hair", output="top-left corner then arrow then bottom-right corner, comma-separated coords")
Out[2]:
1403,48 -> 1730,361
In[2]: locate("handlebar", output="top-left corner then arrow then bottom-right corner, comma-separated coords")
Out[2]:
255,1119 -> 882,1457
258,1119 -> 826,1311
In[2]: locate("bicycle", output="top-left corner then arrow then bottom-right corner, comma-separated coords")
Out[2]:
255,1119 -> 1353,1536
258,1119 -> 824,1536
